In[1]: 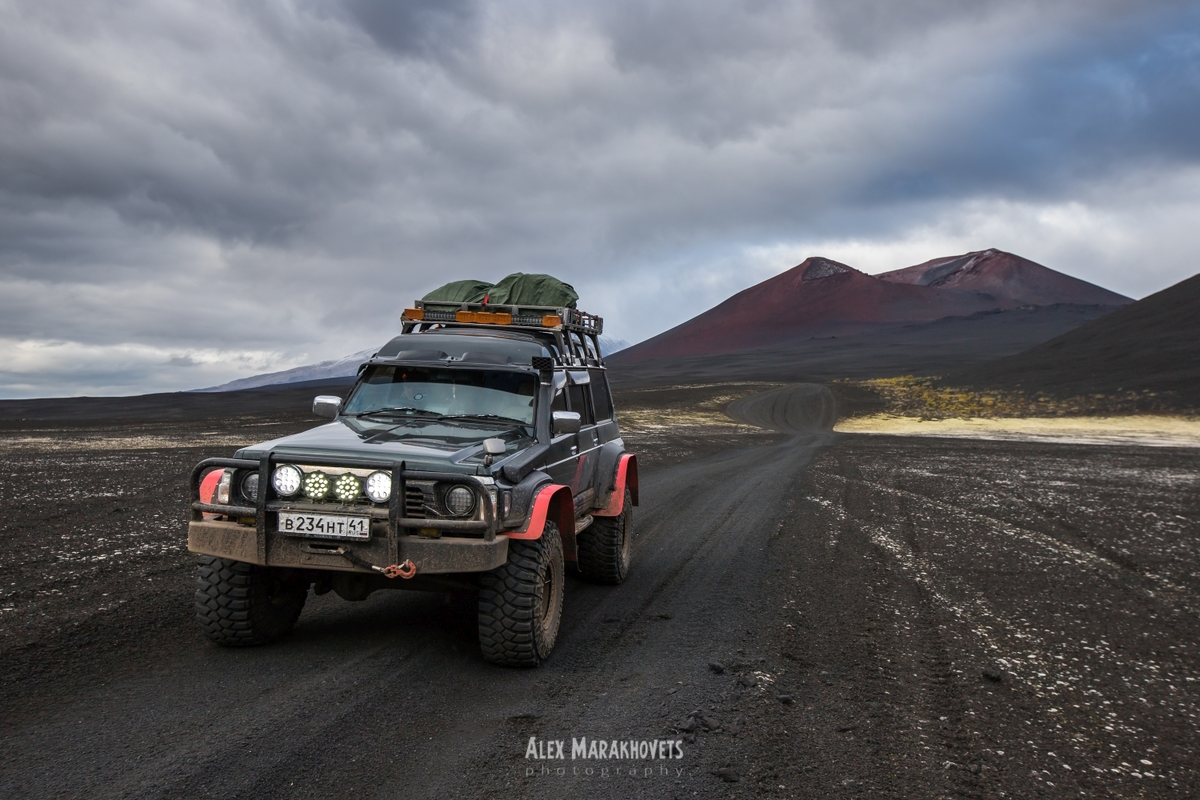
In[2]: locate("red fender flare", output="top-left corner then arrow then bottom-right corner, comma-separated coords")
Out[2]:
199,469 -> 223,520
507,484 -> 574,543
200,469 -> 222,504
596,454 -> 638,517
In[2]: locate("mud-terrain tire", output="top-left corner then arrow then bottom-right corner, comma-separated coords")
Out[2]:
194,556 -> 308,646
577,488 -> 632,584
478,525 -> 564,667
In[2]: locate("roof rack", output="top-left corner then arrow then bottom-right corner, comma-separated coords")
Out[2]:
402,301 -> 602,336
400,301 -> 606,367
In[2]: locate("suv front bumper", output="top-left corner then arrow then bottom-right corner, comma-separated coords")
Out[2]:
187,456 -> 508,575
187,519 -> 509,574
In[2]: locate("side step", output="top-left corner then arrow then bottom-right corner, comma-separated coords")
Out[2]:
574,515 -> 594,535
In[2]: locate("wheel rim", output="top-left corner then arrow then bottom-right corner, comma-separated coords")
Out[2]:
538,567 -> 554,623
534,546 -> 563,656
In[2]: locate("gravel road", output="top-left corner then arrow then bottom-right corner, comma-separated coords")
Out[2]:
2,385 -> 1197,798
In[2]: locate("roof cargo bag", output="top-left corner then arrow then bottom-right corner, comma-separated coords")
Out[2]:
486,273 -> 578,309
421,279 -> 494,309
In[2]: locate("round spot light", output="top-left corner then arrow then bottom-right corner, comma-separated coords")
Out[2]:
241,472 -> 260,502
273,465 -> 302,497
334,473 -> 361,502
445,485 -> 475,516
365,471 -> 392,503
303,471 -> 331,500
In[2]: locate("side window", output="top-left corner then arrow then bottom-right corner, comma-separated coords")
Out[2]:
590,370 -> 614,420
568,332 -> 587,362
551,388 -> 568,414
567,384 -> 595,425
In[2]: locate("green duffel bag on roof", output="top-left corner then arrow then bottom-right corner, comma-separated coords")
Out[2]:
421,279 -> 494,307
486,273 -> 578,309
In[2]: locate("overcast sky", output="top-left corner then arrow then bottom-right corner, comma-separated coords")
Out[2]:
2,0 -> 1198,398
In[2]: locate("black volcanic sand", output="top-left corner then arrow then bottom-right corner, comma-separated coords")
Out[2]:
2,385 -> 1198,799
607,304 -> 1119,389
0,379 -> 355,426
946,273 -> 1200,408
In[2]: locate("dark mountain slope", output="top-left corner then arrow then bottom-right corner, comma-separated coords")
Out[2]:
944,273 -> 1200,405
607,304 -> 1119,389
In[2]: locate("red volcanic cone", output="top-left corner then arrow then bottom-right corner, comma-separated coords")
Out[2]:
618,257 -> 1002,361
877,248 -> 1131,307
615,251 -> 1132,363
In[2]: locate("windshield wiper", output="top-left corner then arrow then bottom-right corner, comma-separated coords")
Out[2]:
351,407 -> 443,419
440,414 -> 529,426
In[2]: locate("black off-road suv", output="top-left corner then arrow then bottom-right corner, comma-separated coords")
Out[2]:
187,301 -> 637,666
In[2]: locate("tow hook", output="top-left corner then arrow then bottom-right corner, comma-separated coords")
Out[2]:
382,561 -> 417,579
333,547 -> 417,579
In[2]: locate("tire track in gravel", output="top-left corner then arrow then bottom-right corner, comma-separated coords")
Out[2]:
800,436 -> 1200,796
768,438 -> 986,799
823,466 -> 1200,608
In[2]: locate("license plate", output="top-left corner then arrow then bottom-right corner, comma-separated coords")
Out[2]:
278,512 -> 370,540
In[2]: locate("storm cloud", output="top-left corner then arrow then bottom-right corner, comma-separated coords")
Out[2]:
1,0 -> 1198,396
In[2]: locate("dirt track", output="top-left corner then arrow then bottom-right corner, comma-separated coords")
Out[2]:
2,385 -> 1198,798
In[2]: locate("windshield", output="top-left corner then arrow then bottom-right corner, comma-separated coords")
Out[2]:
344,365 -> 537,425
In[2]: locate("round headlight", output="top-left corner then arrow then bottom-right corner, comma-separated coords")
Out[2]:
334,473 -> 361,502
365,471 -> 392,503
273,464 -> 302,497
241,472 -> 260,501
303,471 -> 331,500
444,485 -> 475,516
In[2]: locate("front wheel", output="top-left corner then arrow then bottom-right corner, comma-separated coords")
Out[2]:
194,556 -> 308,646
577,488 -> 632,584
478,524 -> 565,667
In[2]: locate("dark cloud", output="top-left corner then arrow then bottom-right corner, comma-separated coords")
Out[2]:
334,0 -> 479,58
850,3 -> 1200,207
1,0 -> 1198,397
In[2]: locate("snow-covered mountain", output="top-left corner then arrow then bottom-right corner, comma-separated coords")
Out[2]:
598,336 -> 630,355
195,336 -> 630,392
194,349 -> 376,392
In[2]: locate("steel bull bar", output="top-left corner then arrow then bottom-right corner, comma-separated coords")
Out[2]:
187,454 -> 508,576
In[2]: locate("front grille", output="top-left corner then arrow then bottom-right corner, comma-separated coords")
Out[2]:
404,481 -> 435,519
405,488 -> 426,518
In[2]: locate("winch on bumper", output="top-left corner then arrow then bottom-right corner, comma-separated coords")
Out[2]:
187,455 -> 509,576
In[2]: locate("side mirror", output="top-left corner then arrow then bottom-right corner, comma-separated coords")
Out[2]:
482,437 -> 506,466
313,395 -> 342,419
552,410 -> 581,436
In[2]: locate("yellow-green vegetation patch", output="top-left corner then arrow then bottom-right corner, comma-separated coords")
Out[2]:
613,382 -> 782,433
835,414 -> 1200,448
843,376 -> 1187,420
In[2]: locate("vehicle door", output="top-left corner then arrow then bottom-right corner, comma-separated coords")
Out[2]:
544,374 -> 578,492
565,370 -> 599,509
589,368 -> 618,445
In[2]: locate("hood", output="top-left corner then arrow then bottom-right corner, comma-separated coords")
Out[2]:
234,417 -> 535,473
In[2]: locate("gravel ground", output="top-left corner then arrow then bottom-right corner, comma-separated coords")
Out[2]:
1,386 -> 1197,798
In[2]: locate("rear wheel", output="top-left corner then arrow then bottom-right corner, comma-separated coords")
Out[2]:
577,488 -> 632,584
478,524 -> 564,667
194,556 -> 308,646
